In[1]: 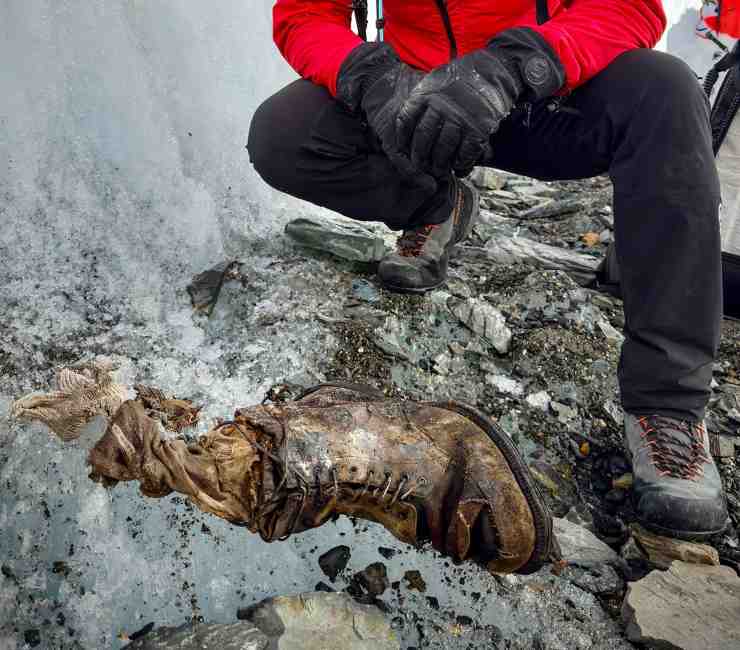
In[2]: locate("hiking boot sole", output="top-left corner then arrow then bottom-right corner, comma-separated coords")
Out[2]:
637,517 -> 730,542
379,276 -> 447,294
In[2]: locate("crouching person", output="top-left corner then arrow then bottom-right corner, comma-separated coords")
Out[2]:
248,0 -> 728,540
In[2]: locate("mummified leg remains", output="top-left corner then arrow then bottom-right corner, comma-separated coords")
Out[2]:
17,373 -> 556,575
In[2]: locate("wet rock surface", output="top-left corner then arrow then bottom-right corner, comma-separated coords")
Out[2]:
123,621 -> 269,649
3,168 -> 740,648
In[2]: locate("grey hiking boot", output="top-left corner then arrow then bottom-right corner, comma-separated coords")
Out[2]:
378,177 -> 479,293
624,413 -> 728,540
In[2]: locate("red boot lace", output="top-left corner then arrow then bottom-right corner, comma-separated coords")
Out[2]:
637,416 -> 710,481
397,224 -> 440,257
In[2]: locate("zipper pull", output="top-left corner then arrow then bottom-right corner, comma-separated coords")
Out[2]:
523,102 -> 532,128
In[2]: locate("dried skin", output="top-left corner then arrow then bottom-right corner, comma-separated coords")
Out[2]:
11,359 -> 128,441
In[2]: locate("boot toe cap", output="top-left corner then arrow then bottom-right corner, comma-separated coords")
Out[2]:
378,256 -> 438,292
636,484 -> 728,538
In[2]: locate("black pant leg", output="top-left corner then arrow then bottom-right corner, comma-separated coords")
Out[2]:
489,50 -> 722,422
247,79 -> 452,230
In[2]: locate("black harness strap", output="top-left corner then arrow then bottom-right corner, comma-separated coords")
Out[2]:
536,0 -> 550,25
353,0 -> 368,41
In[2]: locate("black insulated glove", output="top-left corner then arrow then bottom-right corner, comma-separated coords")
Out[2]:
337,43 -> 436,192
396,28 -> 566,179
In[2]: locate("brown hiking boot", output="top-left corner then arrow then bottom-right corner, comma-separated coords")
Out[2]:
83,382 -> 554,575
378,177 -> 479,294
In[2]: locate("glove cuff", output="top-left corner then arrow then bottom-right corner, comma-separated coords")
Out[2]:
487,27 -> 566,101
336,42 -> 401,112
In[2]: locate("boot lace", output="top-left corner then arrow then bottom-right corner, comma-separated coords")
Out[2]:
637,416 -> 710,481
397,224 -> 440,257
218,419 -> 425,540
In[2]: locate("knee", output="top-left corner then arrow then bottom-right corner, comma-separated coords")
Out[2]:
247,96 -> 279,187
611,50 -> 708,119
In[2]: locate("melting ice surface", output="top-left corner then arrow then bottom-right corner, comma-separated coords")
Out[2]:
0,2 -> 708,648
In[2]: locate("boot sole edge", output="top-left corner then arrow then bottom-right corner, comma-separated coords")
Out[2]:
637,517 -> 730,542
428,399 -> 555,575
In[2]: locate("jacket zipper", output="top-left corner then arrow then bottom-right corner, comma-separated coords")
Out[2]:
433,0 -> 458,59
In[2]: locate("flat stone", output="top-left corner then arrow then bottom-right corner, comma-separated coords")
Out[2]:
622,561 -> 740,650
630,524 -> 720,569
470,235 -> 601,278
123,622 -> 269,649
551,401 -> 578,424
285,216 -> 389,262
553,517 -> 621,567
603,399 -> 624,427
403,570 -> 427,593
318,545 -> 351,582
468,167 -> 507,191
560,564 -> 624,597
709,432 -> 738,458
597,318 -> 625,345
351,279 -> 381,303
449,297 -> 512,354
485,374 -> 523,397
187,260 -> 242,316
239,592 -> 399,650
525,390 -> 551,412
353,562 -> 389,597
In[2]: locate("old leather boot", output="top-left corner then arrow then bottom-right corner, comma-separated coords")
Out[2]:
378,177 -> 479,294
624,413 -> 728,540
86,383 -> 555,575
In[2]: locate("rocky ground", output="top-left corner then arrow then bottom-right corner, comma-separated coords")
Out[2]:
2,169 -> 739,649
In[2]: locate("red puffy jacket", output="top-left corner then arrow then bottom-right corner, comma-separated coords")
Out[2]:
273,0 -> 666,96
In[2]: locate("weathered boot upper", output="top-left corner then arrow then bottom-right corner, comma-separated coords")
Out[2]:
624,413 -> 728,539
87,383 -> 554,575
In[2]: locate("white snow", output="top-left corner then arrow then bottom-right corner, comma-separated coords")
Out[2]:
662,1 -> 736,77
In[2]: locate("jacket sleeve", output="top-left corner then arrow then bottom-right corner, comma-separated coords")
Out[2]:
530,0 -> 667,91
273,0 -> 363,96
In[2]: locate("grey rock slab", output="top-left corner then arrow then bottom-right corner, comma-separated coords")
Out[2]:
239,591 -> 399,650
285,216 -> 389,262
123,622 -> 269,649
597,318 -> 625,345
473,236 -> 602,275
560,564 -> 625,597
553,518 -> 621,567
448,297 -> 512,353
622,561 -> 740,650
